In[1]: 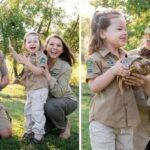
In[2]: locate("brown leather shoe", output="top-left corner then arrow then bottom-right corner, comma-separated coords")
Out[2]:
59,121 -> 71,139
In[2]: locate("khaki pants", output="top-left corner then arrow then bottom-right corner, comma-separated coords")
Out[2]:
89,121 -> 133,150
24,88 -> 48,138
0,104 -> 11,130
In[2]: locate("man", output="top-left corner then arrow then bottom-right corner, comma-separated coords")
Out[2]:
0,50 -> 12,138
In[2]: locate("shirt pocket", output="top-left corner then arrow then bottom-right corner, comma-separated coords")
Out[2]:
101,57 -> 115,73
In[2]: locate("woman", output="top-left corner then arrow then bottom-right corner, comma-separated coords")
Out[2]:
124,24 -> 150,150
43,35 -> 78,139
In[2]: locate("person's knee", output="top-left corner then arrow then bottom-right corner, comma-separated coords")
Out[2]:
0,128 -> 12,138
74,101 -> 78,110
45,101 -> 59,116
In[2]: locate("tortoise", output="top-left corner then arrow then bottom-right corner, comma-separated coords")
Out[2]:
118,55 -> 150,94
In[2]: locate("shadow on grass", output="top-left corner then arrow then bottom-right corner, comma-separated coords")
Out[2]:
44,130 -> 79,150
0,136 -> 21,150
0,93 -> 25,100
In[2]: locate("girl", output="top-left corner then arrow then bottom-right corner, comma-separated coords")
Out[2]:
86,9 -> 140,150
9,31 -> 48,144
43,35 -> 78,139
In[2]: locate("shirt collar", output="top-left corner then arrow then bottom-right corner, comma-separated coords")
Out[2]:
98,47 -> 126,58
50,58 -> 62,71
98,47 -> 110,57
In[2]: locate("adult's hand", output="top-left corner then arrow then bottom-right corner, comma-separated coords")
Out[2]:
124,73 -> 150,96
43,65 -> 51,80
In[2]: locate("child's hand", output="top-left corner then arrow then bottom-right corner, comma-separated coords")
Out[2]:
17,55 -> 29,65
111,60 -> 130,77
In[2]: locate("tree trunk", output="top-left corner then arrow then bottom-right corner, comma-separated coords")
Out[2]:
13,61 -> 18,78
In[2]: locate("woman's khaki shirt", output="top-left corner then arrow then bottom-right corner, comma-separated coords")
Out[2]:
47,58 -> 77,101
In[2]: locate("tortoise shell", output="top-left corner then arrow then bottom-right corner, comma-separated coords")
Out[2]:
121,55 -> 150,75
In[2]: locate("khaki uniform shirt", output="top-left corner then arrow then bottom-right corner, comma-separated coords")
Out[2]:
0,51 -> 11,129
21,50 -> 48,91
86,48 -> 140,128
48,58 -> 77,101
0,51 -> 8,76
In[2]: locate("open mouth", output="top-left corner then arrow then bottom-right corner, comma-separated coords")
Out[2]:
51,51 -> 59,55
30,47 -> 36,51
120,38 -> 127,42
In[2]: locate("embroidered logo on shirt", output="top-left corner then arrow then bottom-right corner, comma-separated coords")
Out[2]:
87,59 -> 93,73
40,57 -> 46,64
106,57 -> 114,66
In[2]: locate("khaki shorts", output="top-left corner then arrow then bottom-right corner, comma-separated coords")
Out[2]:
0,104 -> 11,130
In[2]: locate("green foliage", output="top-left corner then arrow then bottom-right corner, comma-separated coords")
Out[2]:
81,83 -> 91,150
0,84 -> 79,150
70,62 -> 79,87
63,15 -> 79,53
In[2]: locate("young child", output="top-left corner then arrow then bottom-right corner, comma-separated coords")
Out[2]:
9,31 -> 48,144
86,9 -> 141,150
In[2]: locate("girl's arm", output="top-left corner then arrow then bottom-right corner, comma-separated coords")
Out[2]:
88,60 -> 130,93
18,55 -> 44,75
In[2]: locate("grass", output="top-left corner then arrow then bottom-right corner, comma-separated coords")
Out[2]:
81,82 -> 92,150
0,84 -> 79,150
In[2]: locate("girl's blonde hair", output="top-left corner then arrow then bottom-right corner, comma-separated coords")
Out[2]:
144,23 -> 150,34
88,8 -> 124,55
45,34 -> 75,66
23,31 -> 43,51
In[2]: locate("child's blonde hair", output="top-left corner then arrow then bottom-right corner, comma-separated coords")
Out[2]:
144,23 -> 150,34
88,8 -> 124,54
23,31 -> 43,51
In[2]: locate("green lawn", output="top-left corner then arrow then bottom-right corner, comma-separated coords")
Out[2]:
0,84 -> 79,150
82,82 -> 92,150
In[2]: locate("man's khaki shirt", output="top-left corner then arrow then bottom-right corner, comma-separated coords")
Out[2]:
86,48 -> 140,128
21,50 -> 48,91
48,58 -> 77,101
0,51 -> 8,76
